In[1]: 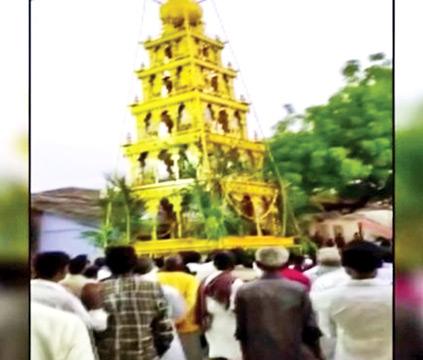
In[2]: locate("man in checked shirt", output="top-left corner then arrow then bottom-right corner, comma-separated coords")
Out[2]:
82,246 -> 174,360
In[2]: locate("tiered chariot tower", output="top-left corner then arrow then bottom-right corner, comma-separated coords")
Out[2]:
123,0 -> 293,252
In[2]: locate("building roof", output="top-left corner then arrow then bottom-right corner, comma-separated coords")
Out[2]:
31,187 -> 102,224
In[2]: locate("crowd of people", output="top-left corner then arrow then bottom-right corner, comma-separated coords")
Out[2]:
31,238 -> 393,360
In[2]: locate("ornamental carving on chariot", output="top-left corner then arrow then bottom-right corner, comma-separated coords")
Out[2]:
122,0 -> 292,251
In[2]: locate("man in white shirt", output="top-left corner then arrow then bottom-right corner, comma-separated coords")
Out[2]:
304,247 -> 342,283
31,302 -> 96,360
311,241 -> 392,360
197,251 -> 244,360
61,255 -> 95,298
311,267 -> 349,293
311,252 -> 392,293
31,252 -> 107,331
189,259 -> 217,283
230,248 -> 258,282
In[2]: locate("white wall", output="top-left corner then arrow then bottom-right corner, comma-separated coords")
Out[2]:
310,219 -> 360,241
38,213 -> 103,260
310,218 -> 388,242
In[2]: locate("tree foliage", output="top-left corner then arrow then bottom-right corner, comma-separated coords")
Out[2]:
82,174 -> 145,248
1,182 -> 27,261
177,152 -> 255,240
396,106 -> 423,268
182,179 -> 246,240
267,54 -> 392,215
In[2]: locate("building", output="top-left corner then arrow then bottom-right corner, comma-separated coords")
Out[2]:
309,205 -> 392,243
31,187 -> 103,259
122,0 -> 292,252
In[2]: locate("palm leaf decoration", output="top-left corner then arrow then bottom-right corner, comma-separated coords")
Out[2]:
81,174 -> 145,248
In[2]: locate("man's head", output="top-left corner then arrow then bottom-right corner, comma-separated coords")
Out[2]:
317,247 -> 341,267
83,265 -> 99,279
94,257 -> 106,268
325,239 -> 335,247
378,238 -> 392,249
163,255 -> 184,272
134,256 -> 154,275
179,251 -> 202,265
230,248 -> 248,266
69,255 -> 89,275
288,253 -> 304,268
205,249 -> 220,263
153,257 -> 164,269
213,251 -> 236,271
352,232 -> 361,241
341,240 -> 383,279
105,246 -> 138,276
255,247 -> 290,272
380,247 -> 393,264
33,252 -> 70,282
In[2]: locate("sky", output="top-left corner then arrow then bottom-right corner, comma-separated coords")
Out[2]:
29,0 -> 397,192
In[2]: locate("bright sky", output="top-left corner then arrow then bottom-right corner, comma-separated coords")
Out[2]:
30,0 -> 395,192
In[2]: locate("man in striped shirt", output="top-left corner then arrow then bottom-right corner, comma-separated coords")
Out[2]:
83,246 -> 174,360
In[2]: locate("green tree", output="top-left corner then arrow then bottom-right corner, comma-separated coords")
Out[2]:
82,174 -> 145,248
1,134 -> 28,263
1,182 -> 27,261
396,106 -> 423,268
267,54 -> 392,216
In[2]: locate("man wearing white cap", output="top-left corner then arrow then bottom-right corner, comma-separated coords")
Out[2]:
305,247 -> 342,283
234,247 -> 323,360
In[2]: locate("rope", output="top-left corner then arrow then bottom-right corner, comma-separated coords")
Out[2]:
182,1 -> 213,175
210,0 -> 299,236
113,0 -> 149,174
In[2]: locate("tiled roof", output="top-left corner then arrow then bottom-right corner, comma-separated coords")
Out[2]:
31,187 -> 101,224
